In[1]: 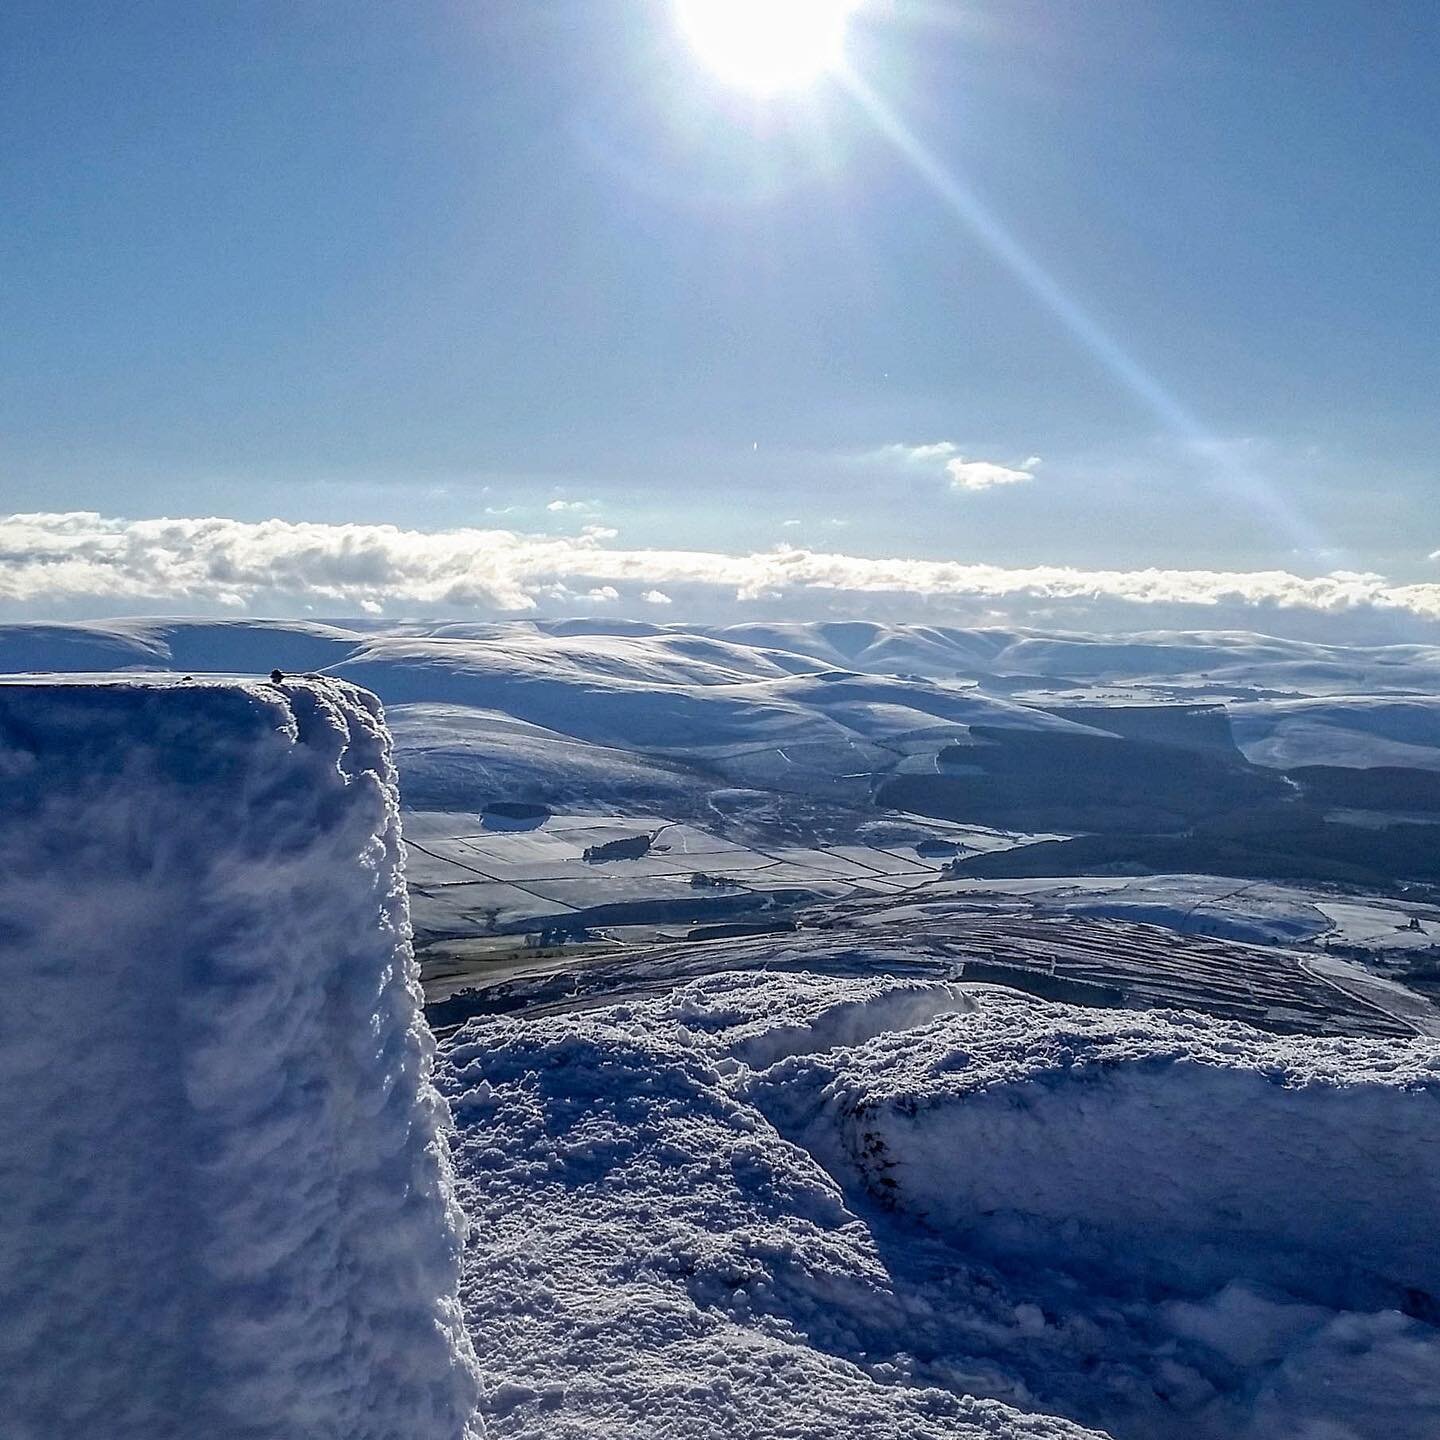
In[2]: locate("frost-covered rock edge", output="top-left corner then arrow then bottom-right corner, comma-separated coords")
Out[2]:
0,676 -> 482,1440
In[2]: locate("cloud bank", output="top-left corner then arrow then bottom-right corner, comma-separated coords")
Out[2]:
2,512 -> 1437,637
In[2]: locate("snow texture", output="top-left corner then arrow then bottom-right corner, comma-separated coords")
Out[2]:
0,676 -> 481,1440
441,984 -> 1100,1440
441,969 -> 1440,1440
751,980 -> 1440,1310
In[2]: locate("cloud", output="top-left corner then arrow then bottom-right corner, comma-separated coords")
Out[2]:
944,457 -> 1035,492
868,442 -> 1038,493
641,590 -> 673,605
1,512 -> 1437,633
871,441 -> 959,464
546,499 -> 592,513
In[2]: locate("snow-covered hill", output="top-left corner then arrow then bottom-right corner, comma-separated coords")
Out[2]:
2,619 -> 1437,795
5,615 -> 1439,698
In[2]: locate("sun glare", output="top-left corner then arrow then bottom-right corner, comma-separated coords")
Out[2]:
675,0 -> 861,95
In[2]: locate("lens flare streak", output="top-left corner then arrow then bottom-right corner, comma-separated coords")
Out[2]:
841,69 -> 1331,560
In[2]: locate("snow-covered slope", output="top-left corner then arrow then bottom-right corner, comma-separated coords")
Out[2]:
0,677 -> 480,1440
753,980 -> 1440,1308
3,618 -> 1438,833
2,617 -> 1437,770
386,703 -> 715,814
326,639 -> 1102,802
442,977 -> 1103,1440
1230,696 -> 1440,771
442,967 -> 1440,1440
685,623 -> 1440,694
6,617 -> 1438,701
0,617 -> 358,675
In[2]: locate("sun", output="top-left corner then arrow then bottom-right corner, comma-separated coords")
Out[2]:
675,0 -> 861,95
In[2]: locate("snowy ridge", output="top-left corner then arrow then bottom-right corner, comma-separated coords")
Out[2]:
3,619 -> 1438,807
5,616 -> 1439,699
0,677 -> 480,1440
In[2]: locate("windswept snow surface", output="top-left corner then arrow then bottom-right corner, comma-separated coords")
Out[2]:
0,677 -> 480,1440
441,969 -> 1440,1440
442,979 -> 1101,1440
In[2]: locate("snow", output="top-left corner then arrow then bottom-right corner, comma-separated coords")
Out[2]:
4,620 -> 1440,1437
1020,876 -> 1336,946
5,619 -> 1440,705
441,968 -> 1440,1440
441,980 -> 1101,1440
385,702 -> 710,815
1318,899 -> 1440,951
0,676 -> 481,1440
1230,696 -> 1440,771
327,636 -> 1089,772
752,980 -> 1440,1307
4,620 -> 1440,816
1300,954 -> 1440,1039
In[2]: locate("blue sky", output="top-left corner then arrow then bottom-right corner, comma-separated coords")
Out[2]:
1,1 -> 1437,626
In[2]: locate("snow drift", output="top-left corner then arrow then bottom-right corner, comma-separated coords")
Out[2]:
0,676 -> 480,1440
753,982 -> 1440,1313
441,969 -> 1440,1439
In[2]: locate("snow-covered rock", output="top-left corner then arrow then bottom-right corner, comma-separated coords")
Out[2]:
751,980 -> 1440,1311
0,676 -> 481,1440
441,969 -> 1440,1440
441,981 -> 1102,1440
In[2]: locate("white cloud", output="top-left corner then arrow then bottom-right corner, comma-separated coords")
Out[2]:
869,442 -> 1039,493
945,457 -> 1035,492
0,512 -> 1437,629
871,441 -> 959,464
546,499 -> 592,513
641,590 -> 673,605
